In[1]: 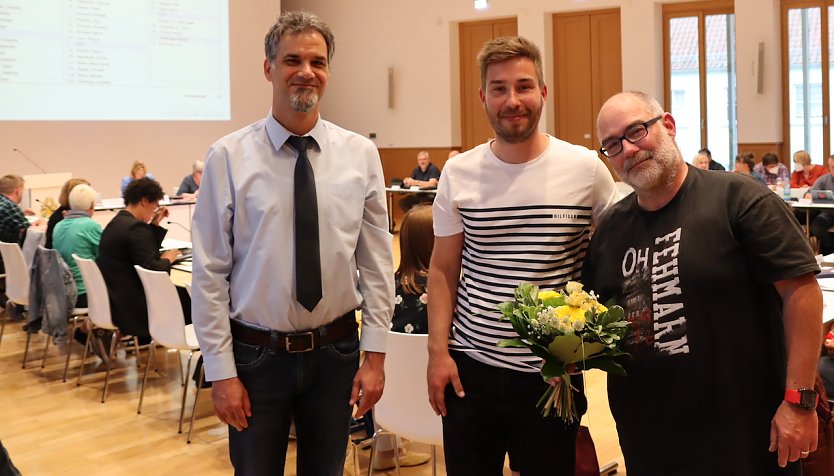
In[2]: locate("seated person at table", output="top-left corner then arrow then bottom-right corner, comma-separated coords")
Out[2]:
98,178 -> 184,341
752,152 -> 789,187
0,174 -> 45,274
809,155 -> 834,255
45,178 -> 90,249
692,152 -> 710,170
372,204 -> 434,470
398,150 -> 441,212
698,147 -> 725,171
176,160 -> 203,198
733,152 -> 766,184
53,184 -> 102,309
791,150 -> 827,188
120,160 -> 155,196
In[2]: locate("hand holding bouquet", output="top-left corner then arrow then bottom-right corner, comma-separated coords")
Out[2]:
497,281 -> 629,422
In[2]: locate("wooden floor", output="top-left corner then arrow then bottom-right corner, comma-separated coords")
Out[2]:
0,233 -> 627,475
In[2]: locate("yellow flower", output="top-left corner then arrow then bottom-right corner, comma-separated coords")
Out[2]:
555,305 -> 586,324
565,281 -> 584,294
565,291 -> 589,308
538,290 -> 561,301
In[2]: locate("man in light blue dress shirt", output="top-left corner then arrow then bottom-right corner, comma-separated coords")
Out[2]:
191,11 -> 394,476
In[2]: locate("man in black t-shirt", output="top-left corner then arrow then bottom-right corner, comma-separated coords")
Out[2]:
398,150 -> 441,212
583,91 -> 823,476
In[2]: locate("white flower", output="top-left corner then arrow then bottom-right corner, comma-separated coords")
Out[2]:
404,323 -> 414,334
419,293 -> 428,304
389,321 -> 394,329
395,295 -> 403,305
565,281 -> 584,294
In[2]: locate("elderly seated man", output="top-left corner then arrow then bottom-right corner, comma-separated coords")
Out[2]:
398,150 -> 441,212
176,160 -> 203,198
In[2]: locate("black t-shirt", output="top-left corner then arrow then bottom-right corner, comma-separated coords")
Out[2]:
410,163 -> 441,183
582,166 -> 817,476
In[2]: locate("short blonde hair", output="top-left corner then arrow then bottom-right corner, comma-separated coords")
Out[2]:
58,178 -> 90,208
477,36 -> 544,90
793,150 -> 811,166
693,152 -> 710,168
192,160 -> 204,173
68,184 -> 98,211
130,160 -> 147,178
0,174 -> 24,195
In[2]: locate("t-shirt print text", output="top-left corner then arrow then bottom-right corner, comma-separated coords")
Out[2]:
621,227 -> 690,356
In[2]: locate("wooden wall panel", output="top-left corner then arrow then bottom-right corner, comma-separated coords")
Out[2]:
736,142 -> 785,164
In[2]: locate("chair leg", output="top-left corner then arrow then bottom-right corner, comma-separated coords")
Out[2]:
178,350 -> 194,433
0,314 -> 6,351
40,334 -> 51,369
76,333 -> 91,386
393,435 -> 401,475
431,445 -> 436,476
187,364 -> 204,444
366,431 -> 378,476
101,331 -> 119,403
22,331 -> 32,369
178,350 -> 186,387
137,342 -> 156,414
133,336 -> 141,368
63,318 -> 78,382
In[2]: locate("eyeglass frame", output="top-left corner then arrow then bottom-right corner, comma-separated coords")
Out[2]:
598,115 -> 664,158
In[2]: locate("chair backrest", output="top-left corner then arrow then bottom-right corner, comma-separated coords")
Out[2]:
374,331 -> 443,446
73,255 -> 116,330
134,265 -> 191,349
0,242 -> 29,306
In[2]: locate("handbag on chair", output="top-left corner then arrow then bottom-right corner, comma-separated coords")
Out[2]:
575,425 -> 600,476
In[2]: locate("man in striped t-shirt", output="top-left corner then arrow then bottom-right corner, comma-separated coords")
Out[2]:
427,36 -> 619,475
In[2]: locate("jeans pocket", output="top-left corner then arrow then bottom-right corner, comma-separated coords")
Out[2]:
326,331 -> 360,359
233,340 -> 269,371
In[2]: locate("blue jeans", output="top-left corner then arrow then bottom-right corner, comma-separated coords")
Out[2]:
229,330 -> 360,476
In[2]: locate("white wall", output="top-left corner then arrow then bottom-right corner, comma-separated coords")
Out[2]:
0,1 -> 281,199
284,0 -> 782,148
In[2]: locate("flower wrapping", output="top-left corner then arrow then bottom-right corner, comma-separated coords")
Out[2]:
497,281 -> 629,422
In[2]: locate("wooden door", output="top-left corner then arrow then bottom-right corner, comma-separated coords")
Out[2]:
459,18 -> 518,151
553,9 -> 622,175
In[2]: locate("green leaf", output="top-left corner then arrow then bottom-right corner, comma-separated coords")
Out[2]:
541,359 -> 565,380
547,335 -> 606,364
497,338 -> 527,348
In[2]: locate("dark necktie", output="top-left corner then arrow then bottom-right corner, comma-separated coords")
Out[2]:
286,135 -> 322,312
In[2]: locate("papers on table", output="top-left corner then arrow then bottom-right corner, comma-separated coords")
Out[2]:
160,239 -> 192,251
172,261 -> 192,273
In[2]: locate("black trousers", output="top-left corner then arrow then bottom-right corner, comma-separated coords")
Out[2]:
442,351 -> 583,476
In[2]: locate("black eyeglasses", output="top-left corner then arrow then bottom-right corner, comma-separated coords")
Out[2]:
599,115 -> 663,158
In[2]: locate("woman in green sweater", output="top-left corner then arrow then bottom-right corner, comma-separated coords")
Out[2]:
53,184 -> 102,308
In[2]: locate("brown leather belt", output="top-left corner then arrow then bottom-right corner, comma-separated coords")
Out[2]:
230,311 -> 358,353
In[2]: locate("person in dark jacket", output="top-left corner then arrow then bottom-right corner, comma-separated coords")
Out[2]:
97,178 -> 181,338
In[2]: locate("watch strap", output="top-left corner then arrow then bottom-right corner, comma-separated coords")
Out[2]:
784,388 -> 818,409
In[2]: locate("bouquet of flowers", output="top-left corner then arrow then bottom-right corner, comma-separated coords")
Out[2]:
497,281 -> 629,422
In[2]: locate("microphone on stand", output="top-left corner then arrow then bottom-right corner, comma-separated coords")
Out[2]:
166,220 -> 192,233
12,148 -> 47,174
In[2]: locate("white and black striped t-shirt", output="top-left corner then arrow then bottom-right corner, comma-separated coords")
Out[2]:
432,136 -> 619,372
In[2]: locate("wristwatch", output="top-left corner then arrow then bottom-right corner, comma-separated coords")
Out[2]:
784,388 -> 819,410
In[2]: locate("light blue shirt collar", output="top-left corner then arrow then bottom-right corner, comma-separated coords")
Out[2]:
264,111 -> 327,154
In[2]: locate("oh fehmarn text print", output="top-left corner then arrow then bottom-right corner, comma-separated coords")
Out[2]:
620,227 -> 690,355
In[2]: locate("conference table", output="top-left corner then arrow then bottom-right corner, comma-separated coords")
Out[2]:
384,186 -> 437,233
790,201 -> 834,238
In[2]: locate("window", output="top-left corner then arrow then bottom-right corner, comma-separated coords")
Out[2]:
664,2 -> 736,168
783,2 -> 832,163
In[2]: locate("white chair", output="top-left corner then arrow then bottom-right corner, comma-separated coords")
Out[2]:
368,331 -> 442,476
73,255 -> 143,400
0,242 -> 27,355
134,265 -> 203,442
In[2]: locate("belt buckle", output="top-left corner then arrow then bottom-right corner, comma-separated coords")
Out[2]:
286,331 -> 315,353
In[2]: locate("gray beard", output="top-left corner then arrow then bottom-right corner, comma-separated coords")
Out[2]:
290,91 -> 318,112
